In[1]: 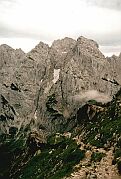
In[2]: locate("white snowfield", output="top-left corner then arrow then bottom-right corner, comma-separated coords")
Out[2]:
44,69 -> 60,94
52,69 -> 60,84
62,51 -> 67,54
34,110 -> 37,120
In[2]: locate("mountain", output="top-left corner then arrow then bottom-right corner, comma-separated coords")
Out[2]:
0,36 -> 121,178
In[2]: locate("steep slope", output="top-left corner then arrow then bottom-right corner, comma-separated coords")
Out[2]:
1,86 -> 121,178
0,36 -> 121,178
1,36 -> 121,138
64,89 -> 121,179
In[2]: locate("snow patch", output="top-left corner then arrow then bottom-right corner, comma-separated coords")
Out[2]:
62,51 -> 67,54
34,110 -> 37,120
44,69 -> 60,94
52,69 -> 60,84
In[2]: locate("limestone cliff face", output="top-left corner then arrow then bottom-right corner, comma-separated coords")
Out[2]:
0,36 -> 121,137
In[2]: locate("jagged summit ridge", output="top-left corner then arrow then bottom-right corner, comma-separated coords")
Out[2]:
77,36 -> 99,48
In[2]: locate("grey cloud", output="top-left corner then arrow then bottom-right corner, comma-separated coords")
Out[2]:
0,23 -> 36,38
72,90 -> 112,104
85,0 -> 121,10
0,22 -> 121,48
100,45 -> 121,53
0,22 -> 54,42
0,0 -> 16,9
75,30 -> 121,47
0,0 -> 15,3
93,32 -> 121,46
0,24 -> 17,37
0,0 -> 16,5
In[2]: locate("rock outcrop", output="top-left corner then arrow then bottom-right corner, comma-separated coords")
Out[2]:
0,36 -> 121,137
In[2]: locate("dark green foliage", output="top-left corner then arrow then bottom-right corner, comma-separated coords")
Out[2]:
115,88 -> 121,98
1,86 -> 121,178
46,94 -> 63,123
9,127 -> 18,135
0,132 -> 28,178
88,100 -> 97,105
0,114 -> 6,121
87,100 -> 103,106
114,149 -> 121,159
117,160 -> 121,174
114,148 -> 121,174
0,132 -> 85,179
47,134 -> 65,145
19,136 -> 85,179
117,138 -> 121,148
74,89 -> 121,175
91,152 -> 105,162
78,95 -> 121,148
46,94 -> 57,113
0,144 -> 12,178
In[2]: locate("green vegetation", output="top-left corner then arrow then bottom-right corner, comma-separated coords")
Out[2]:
0,132 -> 85,179
79,96 -> 121,148
114,149 -> 121,159
18,135 -> 85,179
75,90 -> 121,174
9,126 -> 18,136
87,100 -> 104,106
113,148 -> 121,173
91,152 -> 105,162
1,89 -> 121,178
46,93 -> 57,113
117,160 -> 121,174
0,133 -> 27,178
46,93 -> 63,122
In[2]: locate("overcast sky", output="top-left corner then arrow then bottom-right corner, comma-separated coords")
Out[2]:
0,0 -> 121,56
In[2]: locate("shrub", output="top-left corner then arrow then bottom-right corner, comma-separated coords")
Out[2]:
19,136 -> 85,179
114,149 -> 121,159
117,160 -> 121,174
91,152 -> 105,162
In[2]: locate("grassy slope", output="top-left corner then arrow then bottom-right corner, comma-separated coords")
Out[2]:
1,90 -> 121,178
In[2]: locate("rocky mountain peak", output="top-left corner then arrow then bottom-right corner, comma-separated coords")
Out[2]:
77,36 -> 105,59
0,36 -> 121,136
0,44 -> 14,51
31,41 -> 49,52
0,36 -> 121,178
119,52 -> 121,59
77,36 -> 99,48
51,37 -> 76,51
27,41 -> 50,63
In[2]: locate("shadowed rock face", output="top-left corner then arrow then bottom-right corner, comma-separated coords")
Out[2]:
0,36 -> 121,137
